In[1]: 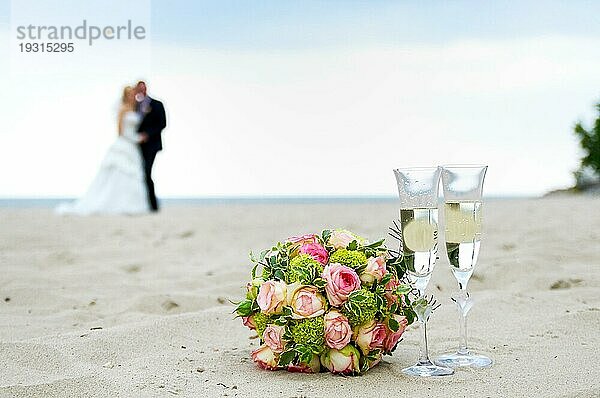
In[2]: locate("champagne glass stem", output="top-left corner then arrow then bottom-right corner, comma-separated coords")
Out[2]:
456,288 -> 469,355
419,317 -> 430,364
415,289 -> 432,365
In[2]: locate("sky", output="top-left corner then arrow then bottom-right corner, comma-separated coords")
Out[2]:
1,0 -> 600,198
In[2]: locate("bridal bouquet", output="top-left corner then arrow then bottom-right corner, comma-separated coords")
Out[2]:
235,229 -> 416,375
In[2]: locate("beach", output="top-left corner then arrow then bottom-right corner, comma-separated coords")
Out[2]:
0,197 -> 599,397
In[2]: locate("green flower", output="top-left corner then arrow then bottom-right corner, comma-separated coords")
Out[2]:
329,249 -> 367,268
341,289 -> 378,327
289,316 -> 325,353
253,312 -> 271,337
287,254 -> 324,284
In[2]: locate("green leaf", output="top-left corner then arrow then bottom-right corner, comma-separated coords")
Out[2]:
294,345 -> 314,364
380,273 -> 392,286
367,349 -> 381,361
274,270 -> 285,281
260,249 -> 269,261
282,306 -> 292,317
375,294 -> 385,311
364,239 -> 385,249
388,317 -> 399,332
395,284 -> 412,295
278,350 -> 296,366
300,350 -> 313,364
251,262 -> 259,279
403,308 -> 416,325
348,240 -> 358,250
313,278 -> 327,289
235,299 -> 253,317
352,295 -> 366,303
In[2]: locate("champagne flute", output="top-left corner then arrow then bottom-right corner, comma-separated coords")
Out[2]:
435,165 -> 493,369
393,167 -> 454,377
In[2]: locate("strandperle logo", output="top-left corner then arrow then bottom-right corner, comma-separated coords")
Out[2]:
15,20 -> 147,46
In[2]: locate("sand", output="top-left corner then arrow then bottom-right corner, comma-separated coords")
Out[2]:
0,197 -> 599,397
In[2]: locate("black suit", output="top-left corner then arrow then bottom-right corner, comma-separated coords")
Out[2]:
137,97 -> 166,211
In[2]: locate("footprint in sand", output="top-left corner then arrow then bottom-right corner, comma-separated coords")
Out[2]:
124,264 -> 141,273
550,278 -> 583,290
501,243 -> 516,251
178,230 -> 195,239
161,299 -> 180,311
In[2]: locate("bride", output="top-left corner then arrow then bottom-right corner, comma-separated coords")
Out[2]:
56,86 -> 150,215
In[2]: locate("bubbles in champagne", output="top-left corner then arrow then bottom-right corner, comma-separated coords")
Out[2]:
444,201 -> 482,273
399,208 -> 439,277
444,201 -> 482,243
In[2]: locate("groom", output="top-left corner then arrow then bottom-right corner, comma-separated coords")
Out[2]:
136,80 -> 166,212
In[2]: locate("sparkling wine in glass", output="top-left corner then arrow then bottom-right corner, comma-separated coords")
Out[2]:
394,167 -> 454,377
435,165 -> 493,369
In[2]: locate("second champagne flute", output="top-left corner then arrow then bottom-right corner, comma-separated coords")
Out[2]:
435,165 -> 493,369
393,167 -> 454,377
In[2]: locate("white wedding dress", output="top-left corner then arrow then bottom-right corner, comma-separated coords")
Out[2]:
56,111 -> 150,215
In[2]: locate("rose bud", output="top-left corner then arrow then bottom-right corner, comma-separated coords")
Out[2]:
263,324 -> 286,353
383,314 -> 408,353
287,282 -> 327,319
288,354 -> 321,373
320,345 -> 361,375
286,234 -> 318,245
324,310 -> 352,350
359,255 -> 387,285
257,280 -> 287,315
328,230 -> 356,249
354,320 -> 387,355
251,345 -> 279,370
322,263 -> 361,307
246,278 -> 263,300
242,315 -> 257,331
298,242 -> 329,265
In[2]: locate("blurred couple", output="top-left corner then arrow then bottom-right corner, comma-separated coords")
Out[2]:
57,81 -> 166,215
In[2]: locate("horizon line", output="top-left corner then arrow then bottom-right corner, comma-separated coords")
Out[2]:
0,194 -> 537,207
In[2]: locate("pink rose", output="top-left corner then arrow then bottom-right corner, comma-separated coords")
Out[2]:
263,324 -> 286,353
384,275 -> 400,308
242,315 -> 257,331
287,282 -> 327,319
322,263 -> 361,306
251,345 -> 279,370
257,280 -> 287,314
360,256 -> 388,285
383,315 -> 408,353
287,354 -> 321,373
354,320 -> 387,355
298,242 -> 329,265
324,310 -> 352,350
328,230 -> 356,249
286,234 -> 318,245
320,345 -> 361,375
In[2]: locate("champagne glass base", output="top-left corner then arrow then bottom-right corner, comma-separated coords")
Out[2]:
402,361 -> 455,377
435,351 -> 493,369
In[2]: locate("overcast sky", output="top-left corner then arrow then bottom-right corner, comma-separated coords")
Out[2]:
1,0 -> 600,197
